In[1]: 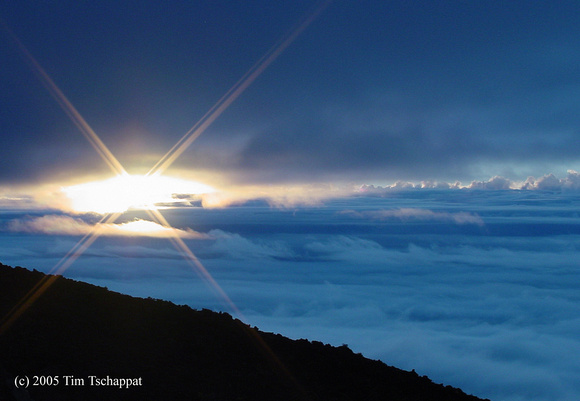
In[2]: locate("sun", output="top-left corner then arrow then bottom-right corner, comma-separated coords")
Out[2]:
62,174 -> 214,213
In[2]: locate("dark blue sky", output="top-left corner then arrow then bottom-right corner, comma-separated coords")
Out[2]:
1,0 -> 579,189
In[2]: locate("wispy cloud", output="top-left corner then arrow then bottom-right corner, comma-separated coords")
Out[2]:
7,215 -> 208,239
200,184 -> 353,208
341,208 -> 484,226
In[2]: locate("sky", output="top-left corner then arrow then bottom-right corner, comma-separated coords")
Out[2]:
1,0 -> 579,192
1,2 -> 580,401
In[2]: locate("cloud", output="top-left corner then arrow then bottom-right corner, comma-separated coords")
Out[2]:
7,215 -> 208,239
341,208 -> 484,226
202,229 -> 294,260
238,239 -> 580,401
471,171 -> 580,191
467,176 -> 513,190
522,170 -> 580,191
0,194 -> 37,209
2,170 -> 579,218
200,184 -> 353,209
357,170 -> 580,194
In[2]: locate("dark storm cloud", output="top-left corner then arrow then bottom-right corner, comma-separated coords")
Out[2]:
1,1 -> 579,186
230,89 -> 580,182
206,0 -> 580,183
233,123 -> 484,182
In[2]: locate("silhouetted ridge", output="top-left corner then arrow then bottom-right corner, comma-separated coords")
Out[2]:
0,262 -> 489,400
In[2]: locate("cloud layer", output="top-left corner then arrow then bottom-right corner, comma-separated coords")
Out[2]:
1,189 -> 579,401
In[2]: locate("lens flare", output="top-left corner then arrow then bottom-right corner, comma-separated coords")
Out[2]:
62,174 -> 214,213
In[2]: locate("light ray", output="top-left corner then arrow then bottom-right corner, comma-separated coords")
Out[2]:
0,20 -> 131,331
145,208 -> 241,316
145,206 -> 309,395
147,0 -> 332,177
0,212 -> 120,335
1,19 -> 126,177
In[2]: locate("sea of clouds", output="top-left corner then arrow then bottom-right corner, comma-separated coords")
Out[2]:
1,182 -> 579,401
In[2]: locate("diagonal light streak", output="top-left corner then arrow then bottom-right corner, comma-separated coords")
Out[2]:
1,19 -> 127,177
145,208 -> 241,315
147,0 -> 332,177
48,212 -> 122,275
145,206 -> 311,396
0,20 -> 132,333
0,212 -> 120,335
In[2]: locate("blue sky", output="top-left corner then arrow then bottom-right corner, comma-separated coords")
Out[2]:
1,2 -> 580,401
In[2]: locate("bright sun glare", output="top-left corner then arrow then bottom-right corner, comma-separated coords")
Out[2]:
62,174 -> 214,213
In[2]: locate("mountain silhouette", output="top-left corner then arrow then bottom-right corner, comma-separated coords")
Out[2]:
0,262 -> 489,400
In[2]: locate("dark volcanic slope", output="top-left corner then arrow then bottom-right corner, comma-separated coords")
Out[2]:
0,263 -> 488,401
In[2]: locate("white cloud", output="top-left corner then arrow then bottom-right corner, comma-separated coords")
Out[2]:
522,170 -> 580,191
468,175 -> 513,190
357,170 -> 580,194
